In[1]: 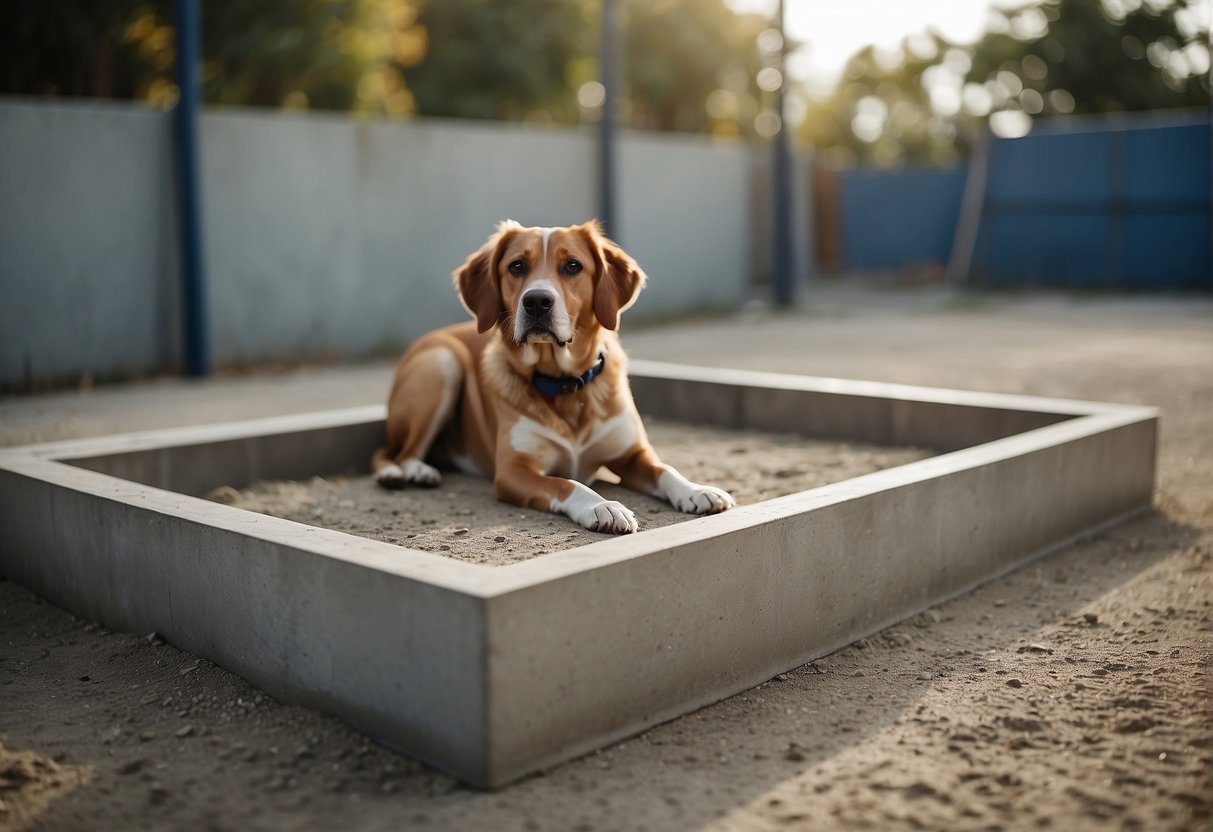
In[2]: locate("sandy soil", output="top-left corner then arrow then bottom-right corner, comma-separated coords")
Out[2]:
1,288 -> 1210,832
222,419 -> 929,565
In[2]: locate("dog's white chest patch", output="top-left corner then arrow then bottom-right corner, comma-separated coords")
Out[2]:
509,412 -> 637,482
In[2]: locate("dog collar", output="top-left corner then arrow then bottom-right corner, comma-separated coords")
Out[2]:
532,352 -> 606,397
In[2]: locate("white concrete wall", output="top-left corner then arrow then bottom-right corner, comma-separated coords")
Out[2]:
0,100 -> 754,385
0,100 -> 181,384
618,132 -> 751,319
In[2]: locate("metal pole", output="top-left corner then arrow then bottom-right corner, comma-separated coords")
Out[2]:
771,0 -> 795,306
945,128 -> 990,285
599,0 -> 619,239
174,0 -> 210,376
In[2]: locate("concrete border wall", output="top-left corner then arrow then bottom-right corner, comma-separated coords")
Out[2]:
0,364 -> 1158,785
0,100 -> 754,385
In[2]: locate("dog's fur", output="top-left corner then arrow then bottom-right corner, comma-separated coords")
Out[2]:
371,220 -> 734,533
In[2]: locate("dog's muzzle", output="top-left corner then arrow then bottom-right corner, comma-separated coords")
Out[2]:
519,289 -> 567,345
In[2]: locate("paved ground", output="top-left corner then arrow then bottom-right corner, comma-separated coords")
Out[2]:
1,284 -> 1211,831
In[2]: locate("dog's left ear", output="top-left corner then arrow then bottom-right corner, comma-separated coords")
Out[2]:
584,222 -> 647,331
454,223 -> 519,333
453,242 -> 501,333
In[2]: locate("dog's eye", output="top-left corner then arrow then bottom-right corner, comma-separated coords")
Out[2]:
562,259 -> 582,276
507,260 -> 527,276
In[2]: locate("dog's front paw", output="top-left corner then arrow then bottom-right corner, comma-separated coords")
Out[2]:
670,483 -> 735,515
552,483 -> 639,534
376,458 -> 442,489
579,500 -> 638,534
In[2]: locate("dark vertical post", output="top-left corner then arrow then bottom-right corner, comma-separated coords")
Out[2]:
599,0 -> 619,239
1107,128 -> 1125,288
174,0 -> 209,376
770,0 -> 795,306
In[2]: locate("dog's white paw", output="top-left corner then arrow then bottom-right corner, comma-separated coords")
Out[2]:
376,458 -> 442,489
672,484 -> 735,515
581,500 -> 639,534
658,469 -> 735,515
554,484 -> 638,534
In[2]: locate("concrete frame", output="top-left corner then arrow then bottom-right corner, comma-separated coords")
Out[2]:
0,363 -> 1157,787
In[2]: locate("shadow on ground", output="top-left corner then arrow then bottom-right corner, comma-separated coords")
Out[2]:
1,510 -> 1207,832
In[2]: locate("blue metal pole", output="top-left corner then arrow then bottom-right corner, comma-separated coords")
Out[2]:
174,0 -> 210,376
771,0 -> 795,306
598,0 -> 619,239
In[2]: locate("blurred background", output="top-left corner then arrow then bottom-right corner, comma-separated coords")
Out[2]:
0,0 -> 1209,389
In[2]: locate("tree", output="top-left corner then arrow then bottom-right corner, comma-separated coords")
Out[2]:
0,2 -> 158,100
967,0 -> 1209,116
799,33 -> 965,167
0,0 -> 425,114
623,0 -> 770,136
799,0 -> 1211,166
403,0 -> 590,123
404,0 -> 772,136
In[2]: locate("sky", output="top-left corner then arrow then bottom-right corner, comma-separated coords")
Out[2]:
731,0 -> 1014,96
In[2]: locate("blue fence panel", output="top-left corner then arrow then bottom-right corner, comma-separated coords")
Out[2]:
972,114 -> 1211,289
833,113 -> 1211,289
1122,121 -> 1208,202
987,129 -> 1112,204
1122,213 -> 1210,283
985,213 -> 1111,287
839,166 -> 967,271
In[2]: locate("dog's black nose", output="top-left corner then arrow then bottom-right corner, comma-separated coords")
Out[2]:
522,290 -> 555,316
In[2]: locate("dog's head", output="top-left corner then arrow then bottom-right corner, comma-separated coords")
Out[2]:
453,220 -> 646,345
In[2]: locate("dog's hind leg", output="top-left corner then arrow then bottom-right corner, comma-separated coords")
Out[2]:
373,345 -> 463,489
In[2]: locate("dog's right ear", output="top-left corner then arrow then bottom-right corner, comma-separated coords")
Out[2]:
453,223 -> 518,333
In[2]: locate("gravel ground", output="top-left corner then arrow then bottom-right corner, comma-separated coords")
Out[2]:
1,285 -> 1210,832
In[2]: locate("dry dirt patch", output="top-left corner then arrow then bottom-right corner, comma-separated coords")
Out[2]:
219,418 -> 931,565
2,291 -> 1211,832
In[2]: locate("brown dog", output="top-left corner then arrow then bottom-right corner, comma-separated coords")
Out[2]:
371,220 -> 734,533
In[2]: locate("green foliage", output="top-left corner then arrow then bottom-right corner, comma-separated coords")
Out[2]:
0,0 -> 423,113
0,1 -> 155,99
7,0 -> 1204,158
194,0 -> 424,113
404,0 -> 590,123
623,0 -> 769,135
800,33 -> 964,167
0,0 -> 771,137
968,0 -> 1209,114
801,0 -> 1211,167
404,0 -> 770,135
